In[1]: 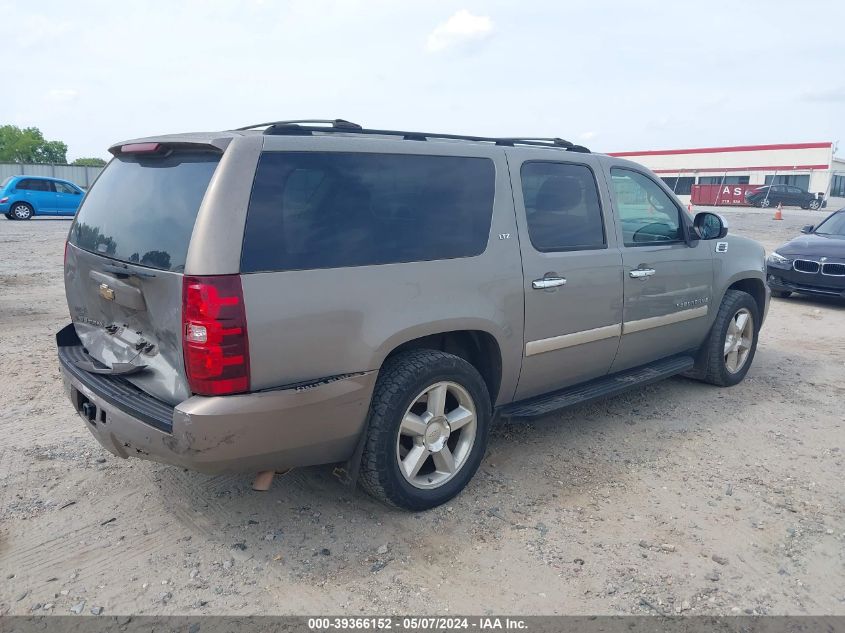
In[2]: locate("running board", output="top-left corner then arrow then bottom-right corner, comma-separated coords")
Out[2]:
498,355 -> 695,420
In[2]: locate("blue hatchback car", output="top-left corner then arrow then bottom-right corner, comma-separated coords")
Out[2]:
1,175 -> 85,220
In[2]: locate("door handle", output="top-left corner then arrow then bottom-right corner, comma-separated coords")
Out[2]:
532,277 -> 567,289
629,268 -> 655,279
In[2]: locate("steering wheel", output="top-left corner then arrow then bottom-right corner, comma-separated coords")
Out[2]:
633,222 -> 673,243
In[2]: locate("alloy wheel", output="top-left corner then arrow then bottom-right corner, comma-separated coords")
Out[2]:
12,204 -> 32,220
395,381 -> 477,489
724,308 -> 754,374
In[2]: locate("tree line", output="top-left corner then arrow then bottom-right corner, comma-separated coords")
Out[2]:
0,125 -> 106,167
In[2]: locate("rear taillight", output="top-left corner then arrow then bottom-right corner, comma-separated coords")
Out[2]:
182,275 -> 250,396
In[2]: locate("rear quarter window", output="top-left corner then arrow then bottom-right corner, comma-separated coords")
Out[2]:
241,152 -> 495,272
68,152 -> 220,271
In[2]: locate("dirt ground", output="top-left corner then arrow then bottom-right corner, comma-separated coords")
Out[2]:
1,207 -> 843,617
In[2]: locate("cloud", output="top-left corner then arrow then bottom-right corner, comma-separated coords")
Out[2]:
47,89 -> 79,103
579,131 -> 597,141
426,10 -> 493,53
14,12 -> 73,47
802,86 -> 845,103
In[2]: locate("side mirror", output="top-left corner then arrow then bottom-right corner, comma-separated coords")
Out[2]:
693,211 -> 728,240
800,225 -> 814,234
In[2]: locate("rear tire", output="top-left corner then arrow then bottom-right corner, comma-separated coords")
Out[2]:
699,290 -> 760,387
359,349 -> 491,511
759,199 -> 771,208
10,202 -> 33,220
772,290 -> 792,299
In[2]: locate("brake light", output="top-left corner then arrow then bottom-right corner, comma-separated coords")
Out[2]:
121,142 -> 163,154
182,275 -> 250,396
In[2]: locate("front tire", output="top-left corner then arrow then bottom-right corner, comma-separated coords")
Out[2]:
759,199 -> 771,208
700,290 -> 760,387
10,203 -> 33,220
360,349 -> 491,511
809,199 -> 821,210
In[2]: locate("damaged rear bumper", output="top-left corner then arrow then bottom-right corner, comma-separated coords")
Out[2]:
57,324 -> 376,474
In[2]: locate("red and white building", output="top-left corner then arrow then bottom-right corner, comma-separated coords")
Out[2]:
609,142 -> 845,208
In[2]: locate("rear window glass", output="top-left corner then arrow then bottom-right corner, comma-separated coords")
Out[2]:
241,152 -> 495,272
520,161 -> 605,252
68,152 -> 219,272
18,178 -> 52,192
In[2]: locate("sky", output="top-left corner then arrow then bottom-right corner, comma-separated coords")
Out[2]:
4,0 -> 845,160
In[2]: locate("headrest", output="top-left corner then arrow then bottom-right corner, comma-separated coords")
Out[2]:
535,176 -> 583,212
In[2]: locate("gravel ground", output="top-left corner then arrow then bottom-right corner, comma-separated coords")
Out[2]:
0,208 -> 843,617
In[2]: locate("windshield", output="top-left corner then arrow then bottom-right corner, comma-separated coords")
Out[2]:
68,152 -> 220,271
814,210 -> 845,236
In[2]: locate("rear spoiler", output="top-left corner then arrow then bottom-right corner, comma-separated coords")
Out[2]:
108,134 -> 235,157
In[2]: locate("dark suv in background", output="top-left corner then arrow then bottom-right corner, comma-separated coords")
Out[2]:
745,184 -> 823,209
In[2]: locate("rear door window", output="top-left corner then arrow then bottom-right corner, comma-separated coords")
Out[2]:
18,178 -> 53,192
68,152 -> 220,271
241,152 -> 495,272
520,162 -> 605,251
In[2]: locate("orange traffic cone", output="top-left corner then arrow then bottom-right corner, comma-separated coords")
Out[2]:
773,203 -> 783,221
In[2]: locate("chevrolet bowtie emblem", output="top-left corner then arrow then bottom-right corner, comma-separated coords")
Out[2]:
99,283 -> 115,301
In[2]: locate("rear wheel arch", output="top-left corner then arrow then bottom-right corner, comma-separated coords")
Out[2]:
383,330 -> 503,406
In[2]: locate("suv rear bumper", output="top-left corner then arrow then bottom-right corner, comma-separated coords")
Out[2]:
57,325 -> 376,474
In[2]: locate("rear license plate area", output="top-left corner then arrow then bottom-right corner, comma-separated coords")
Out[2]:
73,389 -> 107,425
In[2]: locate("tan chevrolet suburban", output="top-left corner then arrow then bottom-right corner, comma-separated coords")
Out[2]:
57,119 -> 769,510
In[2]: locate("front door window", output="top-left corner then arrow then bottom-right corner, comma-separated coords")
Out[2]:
610,168 -> 684,246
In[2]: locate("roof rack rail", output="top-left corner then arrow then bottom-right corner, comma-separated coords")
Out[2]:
235,119 -> 362,131
235,120 -> 590,153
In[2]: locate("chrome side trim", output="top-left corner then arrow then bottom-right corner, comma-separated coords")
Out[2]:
525,323 -> 622,357
623,305 -> 708,334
